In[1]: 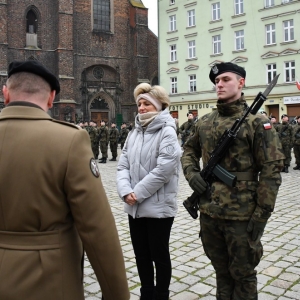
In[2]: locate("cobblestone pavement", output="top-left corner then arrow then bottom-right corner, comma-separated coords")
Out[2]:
84,147 -> 300,300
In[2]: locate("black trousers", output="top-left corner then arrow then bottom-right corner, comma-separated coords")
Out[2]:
128,215 -> 174,293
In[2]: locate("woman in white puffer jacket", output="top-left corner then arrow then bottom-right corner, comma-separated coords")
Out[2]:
117,83 -> 181,300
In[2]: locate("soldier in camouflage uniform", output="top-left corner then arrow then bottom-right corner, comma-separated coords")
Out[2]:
270,116 -> 279,130
98,121 -> 109,163
293,115 -> 300,170
119,122 -> 129,150
276,114 -> 293,173
85,121 -> 99,159
181,62 -> 284,300
178,113 -> 195,146
109,122 -> 119,161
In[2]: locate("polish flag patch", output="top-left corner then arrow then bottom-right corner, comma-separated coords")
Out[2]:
263,123 -> 272,130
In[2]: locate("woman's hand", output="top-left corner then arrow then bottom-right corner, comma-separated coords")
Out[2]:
124,193 -> 137,206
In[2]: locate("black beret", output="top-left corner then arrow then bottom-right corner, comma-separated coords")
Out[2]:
297,116 -> 300,120
281,114 -> 288,119
8,60 -> 60,94
209,62 -> 246,84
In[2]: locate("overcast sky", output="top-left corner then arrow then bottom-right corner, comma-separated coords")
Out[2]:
142,0 -> 158,36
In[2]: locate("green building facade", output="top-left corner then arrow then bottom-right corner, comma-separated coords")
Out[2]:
158,0 -> 300,124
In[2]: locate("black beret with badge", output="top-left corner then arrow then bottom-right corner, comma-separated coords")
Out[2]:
8,60 -> 60,94
209,62 -> 246,84
281,114 -> 288,119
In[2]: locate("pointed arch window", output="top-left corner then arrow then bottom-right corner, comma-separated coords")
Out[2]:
93,0 -> 111,32
26,9 -> 38,48
26,10 -> 38,34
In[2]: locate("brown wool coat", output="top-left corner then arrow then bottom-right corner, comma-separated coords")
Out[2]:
0,105 -> 129,300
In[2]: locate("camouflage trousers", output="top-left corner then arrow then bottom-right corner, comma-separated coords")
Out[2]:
99,141 -> 108,159
92,143 -> 99,159
282,144 -> 291,166
110,141 -> 118,158
294,144 -> 300,166
200,213 -> 263,300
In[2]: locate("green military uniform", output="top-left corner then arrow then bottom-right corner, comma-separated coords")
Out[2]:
85,125 -> 99,159
276,119 -> 293,172
178,119 -> 195,146
109,126 -> 119,161
119,126 -> 129,150
181,96 -> 284,300
98,125 -> 109,163
293,118 -> 300,169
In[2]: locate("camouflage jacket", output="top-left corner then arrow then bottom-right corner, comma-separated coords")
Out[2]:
178,120 -> 195,137
181,96 -> 284,221
109,127 -> 119,143
276,122 -> 294,146
293,124 -> 300,146
119,128 -> 129,143
85,126 -> 98,145
98,126 -> 109,143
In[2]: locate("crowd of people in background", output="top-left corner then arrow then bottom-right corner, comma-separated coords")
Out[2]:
74,120 -> 132,163
259,111 -> 300,173
176,109 -> 300,174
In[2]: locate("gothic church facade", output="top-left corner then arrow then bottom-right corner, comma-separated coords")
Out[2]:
0,0 -> 158,124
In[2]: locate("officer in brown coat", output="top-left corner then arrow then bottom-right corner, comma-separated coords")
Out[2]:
0,60 -> 130,300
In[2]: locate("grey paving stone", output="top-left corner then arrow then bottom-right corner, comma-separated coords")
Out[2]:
189,282 -> 214,296
82,150 -> 300,299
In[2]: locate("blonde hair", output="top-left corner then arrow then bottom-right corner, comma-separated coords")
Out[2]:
134,83 -> 170,110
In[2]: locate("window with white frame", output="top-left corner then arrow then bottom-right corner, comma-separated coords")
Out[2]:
234,0 -> 244,15
265,0 -> 274,7
212,35 -> 221,54
170,44 -> 177,62
212,2 -> 220,21
188,40 -> 196,58
284,61 -> 295,82
169,15 -> 176,31
187,9 -> 195,27
189,75 -> 197,92
283,20 -> 294,42
266,63 -> 276,84
266,23 -> 276,45
235,30 -> 244,50
170,77 -> 177,94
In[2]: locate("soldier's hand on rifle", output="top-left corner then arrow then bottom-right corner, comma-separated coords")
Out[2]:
188,172 -> 207,195
247,218 -> 267,241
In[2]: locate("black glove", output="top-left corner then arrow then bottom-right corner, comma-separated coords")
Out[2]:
188,173 -> 207,195
247,218 -> 267,241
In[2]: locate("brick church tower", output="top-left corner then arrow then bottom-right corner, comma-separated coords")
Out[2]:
0,0 -> 158,125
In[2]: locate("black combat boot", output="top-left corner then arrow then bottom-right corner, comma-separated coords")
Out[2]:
98,157 -> 104,162
293,165 -> 300,170
284,165 -> 289,173
140,286 -> 155,300
109,157 -> 116,161
100,158 -> 106,163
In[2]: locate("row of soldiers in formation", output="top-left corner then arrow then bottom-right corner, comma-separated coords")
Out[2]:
78,121 -> 132,163
177,111 -> 300,173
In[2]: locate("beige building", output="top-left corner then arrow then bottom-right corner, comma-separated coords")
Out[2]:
158,0 -> 300,125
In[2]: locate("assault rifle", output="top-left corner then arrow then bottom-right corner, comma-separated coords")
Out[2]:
183,74 -> 280,219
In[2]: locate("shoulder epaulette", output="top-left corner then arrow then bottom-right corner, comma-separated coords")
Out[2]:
51,119 -> 80,130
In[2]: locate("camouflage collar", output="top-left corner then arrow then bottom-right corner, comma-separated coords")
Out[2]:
216,94 -> 246,116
